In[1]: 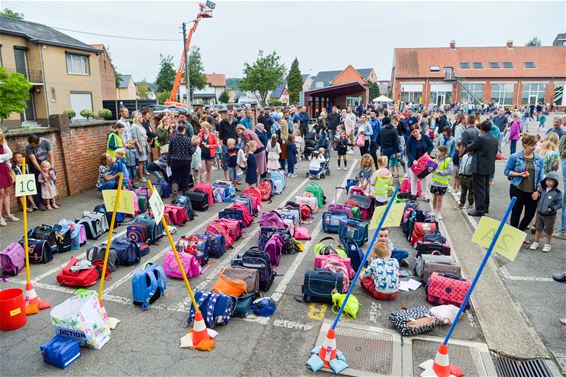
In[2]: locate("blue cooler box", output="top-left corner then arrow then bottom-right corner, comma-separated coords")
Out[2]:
40,335 -> 81,369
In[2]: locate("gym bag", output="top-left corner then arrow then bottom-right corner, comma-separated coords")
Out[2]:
19,238 -> 53,264
186,191 -> 209,211
28,225 -> 59,254
186,291 -> 236,329
302,269 -> 344,303
163,250 -> 202,279
389,306 -> 438,336
56,258 -> 100,287
86,245 -> 119,272
132,262 -> 167,310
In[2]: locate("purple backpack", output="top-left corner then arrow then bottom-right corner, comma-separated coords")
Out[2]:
163,250 -> 202,279
0,242 -> 25,279
259,211 -> 286,229
265,234 -> 283,267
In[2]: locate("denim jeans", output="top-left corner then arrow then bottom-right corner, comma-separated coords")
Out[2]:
562,159 -> 566,232
391,248 -> 408,261
510,140 -> 517,155
97,180 -> 118,191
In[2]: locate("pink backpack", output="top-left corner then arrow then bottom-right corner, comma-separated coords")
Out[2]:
321,258 -> 350,293
206,221 -> 234,248
243,188 -> 262,212
294,227 -> 311,240
78,223 -> 87,245
0,242 -> 25,279
265,233 -> 283,266
163,250 -> 202,279
348,186 -> 366,198
232,203 -> 253,227
132,191 -> 140,215
164,205 -> 189,226
194,182 -> 215,208
259,211 -> 286,229
314,254 -> 353,277
401,177 -> 422,197
217,218 -> 242,241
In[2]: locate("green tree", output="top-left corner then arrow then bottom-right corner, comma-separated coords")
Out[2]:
239,50 -> 286,106
0,67 -> 31,128
219,90 -> 230,104
286,58 -> 303,104
226,78 -> 241,90
367,81 -> 380,101
137,79 -> 150,99
157,92 -> 169,104
187,46 -> 207,102
525,37 -> 542,46
155,54 -> 176,94
1,8 -> 24,19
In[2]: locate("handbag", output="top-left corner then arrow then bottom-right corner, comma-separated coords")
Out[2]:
331,290 -> 359,319
389,306 -> 438,336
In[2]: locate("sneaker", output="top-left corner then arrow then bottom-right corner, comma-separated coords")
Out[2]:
0,218 -> 6,226
542,243 -> 552,253
7,214 -> 19,222
529,241 -> 539,250
30,204 -> 39,210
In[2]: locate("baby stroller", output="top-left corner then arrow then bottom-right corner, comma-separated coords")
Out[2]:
307,149 -> 330,179
303,131 -> 317,160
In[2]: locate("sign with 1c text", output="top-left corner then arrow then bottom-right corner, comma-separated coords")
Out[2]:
15,174 -> 37,197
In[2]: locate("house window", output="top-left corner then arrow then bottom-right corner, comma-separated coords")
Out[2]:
460,83 -> 484,103
553,84 -> 565,106
521,82 -> 546,104
400,83 -> 423,104
490,83 -> 515,105
459,62 -> 470,69
315,81 -> 324,89
472,62 -> 483,69
524,61 -> 536,69
489,62 -> 500,69
66,53 -> 90,75
502,62 -> 513,69
430,65 -> 440,72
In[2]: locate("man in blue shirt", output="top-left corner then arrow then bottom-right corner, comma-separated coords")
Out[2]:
239,109 -> 253,130
545,117 -> 564,138
297,106 -> 310,138
369,110 -> 381,165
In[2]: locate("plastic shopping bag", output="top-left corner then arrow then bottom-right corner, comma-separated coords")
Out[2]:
50,289 -> 110,349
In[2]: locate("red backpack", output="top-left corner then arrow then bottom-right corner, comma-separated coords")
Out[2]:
258,179 -> 273,201
231,203 -> 253,227
299,204 -> 312,221
206,221 -> 234,248
243,188 -> 262,212
194,182 -> 215,208
217,218 -> 242,241
164,205 -> 189,226
56,257 -> 100,287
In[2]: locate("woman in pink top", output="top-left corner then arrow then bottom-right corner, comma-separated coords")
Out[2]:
237,125 -> 266,176
508,112 -> 522,155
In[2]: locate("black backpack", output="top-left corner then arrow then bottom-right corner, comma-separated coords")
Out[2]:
18,239 -> 53,264
28,225 -> 59,254
231,247 -> 276,291
107,237 -> 141,266
53,224 -> 73,253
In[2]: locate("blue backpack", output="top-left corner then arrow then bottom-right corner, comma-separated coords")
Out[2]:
340,238 -> 366,272
110,237 -> 141,266
198,233 -> 226,258
269,171 -> 286,194
132,263 -> 166,310
160,182 -> 170,198
186,290 -> 236,328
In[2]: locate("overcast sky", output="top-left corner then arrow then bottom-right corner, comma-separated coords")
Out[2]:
3,1 -> 565,83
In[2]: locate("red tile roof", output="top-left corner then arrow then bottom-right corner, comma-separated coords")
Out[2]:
394,46 -> 566,79
206,74 -> 226,87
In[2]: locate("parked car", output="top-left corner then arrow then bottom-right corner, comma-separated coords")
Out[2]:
212,104 -> 228,112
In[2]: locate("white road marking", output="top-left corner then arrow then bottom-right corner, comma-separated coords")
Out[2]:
245,160 -> 358,324
272,319 -> 313,331
369,302 -> 381,324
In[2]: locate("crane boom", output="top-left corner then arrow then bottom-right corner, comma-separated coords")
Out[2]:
165,3 -> 214,108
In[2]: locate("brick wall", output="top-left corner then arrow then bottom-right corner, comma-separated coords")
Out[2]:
5,117 -> 113,212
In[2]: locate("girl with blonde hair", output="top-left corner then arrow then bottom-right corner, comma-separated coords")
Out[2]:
540,132 -> 560,174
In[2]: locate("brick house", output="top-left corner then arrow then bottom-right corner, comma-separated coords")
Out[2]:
90,44 -> 117,100
0,16 -> 103,126
304,66 -> 377,115
391,39 -> 566,109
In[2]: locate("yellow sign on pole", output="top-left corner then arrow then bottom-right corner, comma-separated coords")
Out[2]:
149,190 -> 164,224
102,189 -> 135,215
471,216 -> 526,262
15,174 -> 37,197
369,202 -> 404,229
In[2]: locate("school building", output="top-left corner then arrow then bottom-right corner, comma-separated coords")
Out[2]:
391,38 -> 566,109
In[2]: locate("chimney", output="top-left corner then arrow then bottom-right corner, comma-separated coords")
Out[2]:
506,40 -> 513,48
450,40 -> 456,49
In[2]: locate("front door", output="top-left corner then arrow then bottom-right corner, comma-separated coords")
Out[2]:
436,92 -> 445,106
22,89 -> 36,122
528,95 -> 538,105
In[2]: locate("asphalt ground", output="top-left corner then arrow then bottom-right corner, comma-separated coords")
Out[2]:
0,153 -> 485,377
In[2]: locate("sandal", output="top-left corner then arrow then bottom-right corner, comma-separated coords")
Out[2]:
522,239 -> 531,245
53,204 -> 60,209
46,205 -> 53,210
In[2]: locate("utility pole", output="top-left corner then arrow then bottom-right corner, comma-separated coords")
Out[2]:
182,22 -> 191,108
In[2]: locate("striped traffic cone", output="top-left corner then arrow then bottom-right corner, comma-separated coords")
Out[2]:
317,328 -> 337,368
421,343 -> 451,377
24,281 -> 50,315
180,311 -> 218,351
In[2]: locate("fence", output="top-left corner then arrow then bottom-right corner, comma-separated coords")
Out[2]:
102,99 -> 157,120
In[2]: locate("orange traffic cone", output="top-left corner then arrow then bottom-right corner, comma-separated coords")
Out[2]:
180,311 -> 218,351
421,343 -> 451,377
317,328 -> 337,368
24,282 -> 50,315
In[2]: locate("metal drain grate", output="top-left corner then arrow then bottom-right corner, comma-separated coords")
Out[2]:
334,326 -> 394,375
413,340 -> 485,376
492,354 -> 553,377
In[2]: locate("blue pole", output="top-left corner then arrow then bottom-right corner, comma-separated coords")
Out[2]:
442,197 -> 517,345
331,187 -> 400,330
